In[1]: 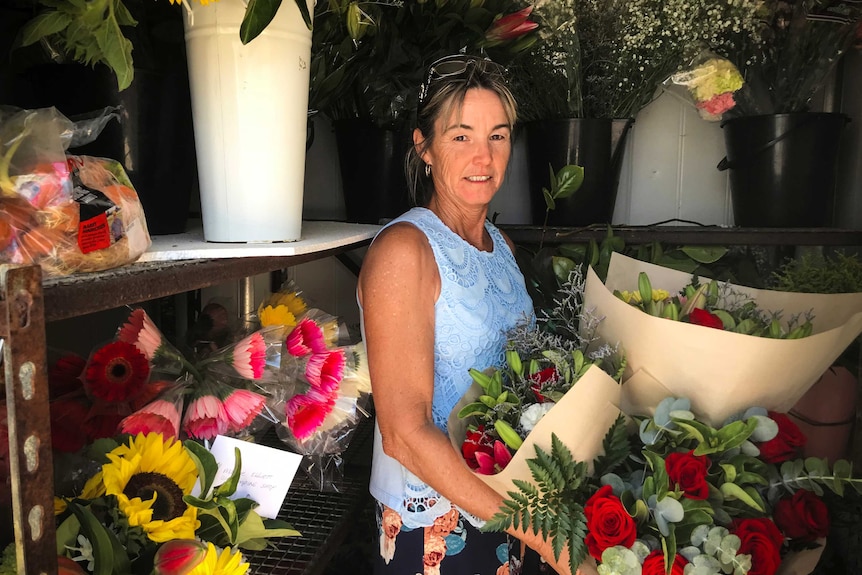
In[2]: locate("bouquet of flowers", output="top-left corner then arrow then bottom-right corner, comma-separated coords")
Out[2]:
448,268 -> 626,494
485,395 -> 862,575
586,253 -> 862,423
665,51 -> 746,121
265,307 -> 372,491
449,254 -> 862,575
51,432 -> 299,574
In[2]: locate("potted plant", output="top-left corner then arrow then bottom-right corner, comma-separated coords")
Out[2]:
506,0 -> 763,226
683,1 -> 862,227
308,0 -> 539,224
14,0 -> 313,91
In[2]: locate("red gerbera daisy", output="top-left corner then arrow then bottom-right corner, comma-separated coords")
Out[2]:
84,341 -> 150,402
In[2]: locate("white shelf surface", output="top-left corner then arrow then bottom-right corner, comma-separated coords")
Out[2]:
139,221 -> 381,262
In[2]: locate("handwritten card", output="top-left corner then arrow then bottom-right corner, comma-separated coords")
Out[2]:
207,435 -> 303,519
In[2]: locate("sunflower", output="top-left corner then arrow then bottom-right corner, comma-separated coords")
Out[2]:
187,543 -> 250,575
101,433 -> 200,542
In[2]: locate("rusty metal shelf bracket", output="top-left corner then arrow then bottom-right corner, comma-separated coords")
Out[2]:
0,264 -> 57,575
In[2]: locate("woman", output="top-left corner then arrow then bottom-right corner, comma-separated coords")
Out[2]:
358,55 -> 572,575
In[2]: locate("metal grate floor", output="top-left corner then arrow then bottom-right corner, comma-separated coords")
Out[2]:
245,416 -> 373,575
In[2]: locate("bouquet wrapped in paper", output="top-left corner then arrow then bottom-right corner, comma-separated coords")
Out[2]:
585,252 -> 862,424
447,262 -> 862,575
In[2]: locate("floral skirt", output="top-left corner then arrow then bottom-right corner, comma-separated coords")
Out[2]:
373,500 -> 556,575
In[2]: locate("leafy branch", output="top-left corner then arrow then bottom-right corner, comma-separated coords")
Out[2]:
483,434 -> 591,575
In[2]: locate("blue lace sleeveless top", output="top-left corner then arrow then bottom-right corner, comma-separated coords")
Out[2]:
361,207 -> 534,528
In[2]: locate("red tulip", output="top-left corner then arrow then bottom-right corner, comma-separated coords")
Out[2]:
153,539 -> 207,575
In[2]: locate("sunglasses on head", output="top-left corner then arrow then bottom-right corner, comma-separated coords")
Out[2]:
417,54 -> 506,105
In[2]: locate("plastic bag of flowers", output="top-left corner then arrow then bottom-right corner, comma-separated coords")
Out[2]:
663,49 -> 746,121
0,106 -> 151,276
47,431 -> 300,575
254,279 -> 308,338
268,313 -> 372,492
584,252 -> 862,424
110,307 -> 280,442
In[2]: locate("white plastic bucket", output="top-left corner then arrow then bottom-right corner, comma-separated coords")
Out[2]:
183,1 -> 312,242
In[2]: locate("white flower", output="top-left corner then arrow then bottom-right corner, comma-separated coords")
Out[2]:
66,534 -> 95,571
519,402 -> 556,433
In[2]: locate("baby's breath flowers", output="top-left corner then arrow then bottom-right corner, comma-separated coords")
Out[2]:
511,0 -> 762,120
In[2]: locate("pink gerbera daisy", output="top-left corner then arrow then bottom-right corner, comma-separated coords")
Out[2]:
229,332 -> 267,379
304,349 -> 346,393
182,393 -> 229,440
223,388 -> 267,432
120,398 -> 182,439
117,308 -> 165,361
285,318 -> 327,357
285,391 -> 335,441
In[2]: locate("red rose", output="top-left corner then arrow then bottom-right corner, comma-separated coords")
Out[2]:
529,367 -> 557,403
773,489 -> 829,543
462,426 -> 494,470
642,550 -> 687,575
759,412 -> 806,463
665,450 -> 711,500
584,485 -> 637,561
688,307 -> 724,329
731,517 -> 784,575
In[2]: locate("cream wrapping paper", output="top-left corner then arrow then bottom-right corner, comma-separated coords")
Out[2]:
586,252 -> 862,424
447,364 -> 623,497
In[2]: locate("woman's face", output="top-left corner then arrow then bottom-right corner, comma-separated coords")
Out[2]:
418,88 -> 512,208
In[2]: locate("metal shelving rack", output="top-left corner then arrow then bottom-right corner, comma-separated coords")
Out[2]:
0,221 -> 379,575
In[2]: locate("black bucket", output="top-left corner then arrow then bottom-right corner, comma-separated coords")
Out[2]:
719,112 -> 850,228
525,118 -> 634,226
333,119 -> 412,224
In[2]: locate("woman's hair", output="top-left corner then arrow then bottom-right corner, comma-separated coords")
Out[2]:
405,55 -> 518,207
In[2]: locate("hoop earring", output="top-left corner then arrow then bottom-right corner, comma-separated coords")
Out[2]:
425,163 -> 432,177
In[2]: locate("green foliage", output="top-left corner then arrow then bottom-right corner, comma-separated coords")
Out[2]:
591,415 -> 630,475
182,440 -> 301,549
309,0 -> 539,129
771,251 -> 862,294
16,0 -> 136,90
482,434 -> 592,575
15,0 -> 311,91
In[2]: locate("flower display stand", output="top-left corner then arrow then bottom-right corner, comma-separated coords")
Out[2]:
0,221 -> 378,573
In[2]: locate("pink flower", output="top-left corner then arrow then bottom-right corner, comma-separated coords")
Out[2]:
305,349 -> 345,393
118,308 -> 165,361
697,91 -> 737,117
153,539 -> 207,575
484,6 -> 538,46
182,393 -> 229,440
230,332 -> 267,379
474,440 -> 513,475
285,318 -> 327,357
223,388 -> 267,432
119,398 -> 182,439
285,390 -> 335,440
